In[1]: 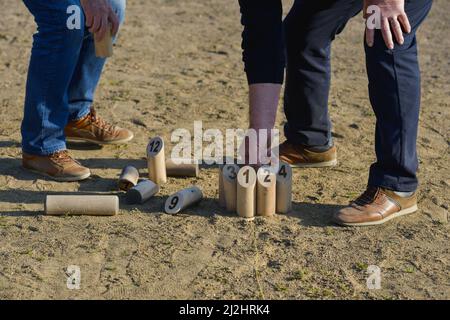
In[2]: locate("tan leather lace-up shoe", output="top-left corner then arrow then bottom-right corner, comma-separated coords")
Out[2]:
279,141 -> 337,168
333,187 -> 418,226
22,150 -> 91,182
65,108 -> 134,145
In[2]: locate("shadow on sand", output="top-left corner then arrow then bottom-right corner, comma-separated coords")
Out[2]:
0,156 -> 344,226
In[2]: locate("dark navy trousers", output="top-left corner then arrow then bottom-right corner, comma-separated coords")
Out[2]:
239,0 -> 433,192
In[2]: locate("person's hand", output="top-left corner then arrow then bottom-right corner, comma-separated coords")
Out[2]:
80,0 -> 119,41
364,0 -> 411,49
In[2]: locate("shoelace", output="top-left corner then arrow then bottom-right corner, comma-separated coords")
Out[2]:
89,108 -> 115,133
49,150 -> 75,164
353,187 -> 380,206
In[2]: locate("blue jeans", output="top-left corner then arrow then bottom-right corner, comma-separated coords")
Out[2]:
21,0 -> 126,156
239,0 -> 432,192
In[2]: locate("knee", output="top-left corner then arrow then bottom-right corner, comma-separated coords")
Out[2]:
108,0 -> 126,24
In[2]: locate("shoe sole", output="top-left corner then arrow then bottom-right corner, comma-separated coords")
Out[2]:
66,133 -> 134,145
23,167 -> 91,182
289,159 -> 338,168
335,204 -> 418,227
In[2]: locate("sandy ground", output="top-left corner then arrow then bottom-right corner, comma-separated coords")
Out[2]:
0,0 -> 448,300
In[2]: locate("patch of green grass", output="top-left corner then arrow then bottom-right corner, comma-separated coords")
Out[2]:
104,266 -> 116,271
404,266 -> 416,274
18,249 -> 33,255
337,281 -> 353,295
290,268 -> 309,281
304,285 -> 335,299
346,192 -> 360,198
354,262 -> 369,272
274,284 -> 288,292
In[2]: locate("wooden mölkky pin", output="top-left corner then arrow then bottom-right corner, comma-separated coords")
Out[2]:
126,179 -> 159,204
256,166 -> 276,217
45,195 -> 119,216
166,158 -> 199,177
276,162 -> 293,214
94,24 -> 113,58
165,186 -> 203,214
147,136 -> 167,185
118,165 -> 139,191
222,164 -> 239,212
237,166 -> 257,220
218,164 -> 226,208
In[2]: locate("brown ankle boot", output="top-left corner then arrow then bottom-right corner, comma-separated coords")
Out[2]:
279,141 -> 337,168
65,108 -> 134,145
22,150 -> 91,182
333,187 -> 418,226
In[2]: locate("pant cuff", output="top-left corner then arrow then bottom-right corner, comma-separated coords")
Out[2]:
22,144 -> 67,156
69,104 -> 91,122
368,175 -> 418,193
284,124 -> 331,147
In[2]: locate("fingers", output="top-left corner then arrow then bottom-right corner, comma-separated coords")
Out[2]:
365,27 -> 375,47
96,16 -> 109,42
390,18 -> 404,45
89,14 -> 102,34
85,11 -> 94,29
381,17 -> 394,50
398,13 -> 412,33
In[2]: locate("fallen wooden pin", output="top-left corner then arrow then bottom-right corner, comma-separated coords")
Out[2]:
147,136 -> 167,185
276,162 -> 293,214
256,166 -> 276,217
126,180 -> 159,204
237,165 -> 257,220
118,165 -> 139,191
222,163 -> 239,212
166,158 -> 199,177
94,24 -> 113,58
45,195 -> 119,216
165,186 -> 203,214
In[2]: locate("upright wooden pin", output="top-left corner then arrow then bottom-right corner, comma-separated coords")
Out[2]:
118,166 -> 139,191
166,158 -> 199,177
256,166 -> 276,217
237,166 -> 257,220
147,136 -> 167,185
94,25 -> 113,58
126,180 -> 160,204
45,195 -> 119,216
276,162 -> 293,214
218,164 -> 226,208
165,186 -> 203,214
222,164 -> 239,212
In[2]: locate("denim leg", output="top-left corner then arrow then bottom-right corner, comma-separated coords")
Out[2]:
283,0 -> 363,147
366,0 -> 433,192
238,0 -> 285,85
21,0 -> 85,155
67,0 -> 127,121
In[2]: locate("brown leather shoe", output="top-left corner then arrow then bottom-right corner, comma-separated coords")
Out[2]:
279,141 -> 337,168
333,187 -> 418,226
65,108 -> 134,145
22,150 -> 91,182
